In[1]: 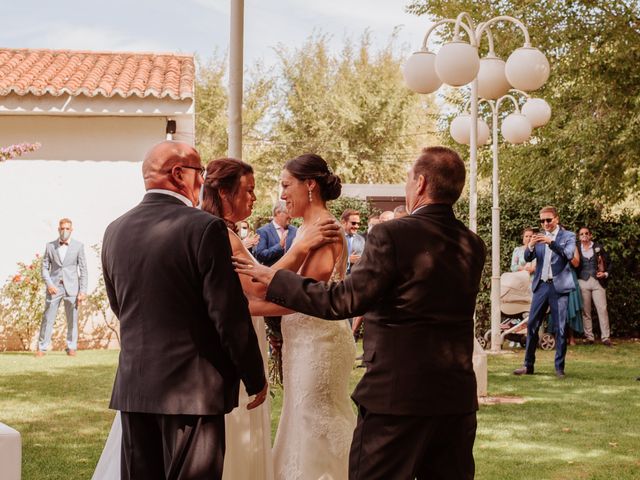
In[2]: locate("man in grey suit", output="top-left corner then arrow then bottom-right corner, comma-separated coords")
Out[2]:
37,218 -> 88,356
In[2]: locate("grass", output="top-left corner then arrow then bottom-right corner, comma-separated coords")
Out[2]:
1,342 -> 639,479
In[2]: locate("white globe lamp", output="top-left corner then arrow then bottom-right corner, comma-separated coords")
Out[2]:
435,41 -> 480,87
505,47 -> 550,92
522,97 -> 552,127
450,114 -> 490,145
477,55 -> 511,100
402,51 -> 442,94
501,113 -> 532,144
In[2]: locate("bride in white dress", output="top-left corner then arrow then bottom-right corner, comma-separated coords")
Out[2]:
248,153 -> 357,480
93,157 -> 343,479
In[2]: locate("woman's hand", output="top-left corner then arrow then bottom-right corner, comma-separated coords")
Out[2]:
242,233 -> 260,249
233,256 -> 276,286
297,218 -> 342,251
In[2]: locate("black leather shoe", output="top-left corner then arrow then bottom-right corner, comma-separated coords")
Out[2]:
513,366 -> 533,375
556,370 -> 566,378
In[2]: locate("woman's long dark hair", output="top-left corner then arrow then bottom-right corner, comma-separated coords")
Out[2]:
202,158 -> 253,230
284,153 -> 341,201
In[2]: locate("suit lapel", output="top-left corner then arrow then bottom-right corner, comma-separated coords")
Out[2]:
52,241 -> 64,266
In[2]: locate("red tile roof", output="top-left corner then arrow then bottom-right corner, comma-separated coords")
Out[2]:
0,48 -> 194,100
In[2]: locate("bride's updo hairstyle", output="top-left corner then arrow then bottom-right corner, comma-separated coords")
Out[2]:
284,153 -> 341,201
202,158 -> 253,223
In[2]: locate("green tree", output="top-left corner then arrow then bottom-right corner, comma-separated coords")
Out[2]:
195,53 -> 275,165
406,0 -> 640,210
259,31 -> 437,190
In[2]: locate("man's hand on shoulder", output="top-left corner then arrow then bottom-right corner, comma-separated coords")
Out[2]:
232,256 -> 276,287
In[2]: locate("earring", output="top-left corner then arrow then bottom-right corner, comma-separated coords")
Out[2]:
308,189 -> 313,203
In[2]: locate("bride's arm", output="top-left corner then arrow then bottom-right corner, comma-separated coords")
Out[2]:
228,232 -> 300,316
298,238 -> 342,283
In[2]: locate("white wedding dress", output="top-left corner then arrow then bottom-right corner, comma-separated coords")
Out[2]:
91,315 -> 273,480
273,235 -> 357,480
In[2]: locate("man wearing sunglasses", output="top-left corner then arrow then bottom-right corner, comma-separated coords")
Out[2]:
340,208 -> 365,274
514,206 -> 576,378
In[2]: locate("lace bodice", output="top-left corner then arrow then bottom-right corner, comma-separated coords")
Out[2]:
274,220 -> 356,480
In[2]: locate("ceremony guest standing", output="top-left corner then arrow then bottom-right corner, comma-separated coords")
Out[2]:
341,208 -> 366,342
510,227 -> 536,276
364,215 -> 380,239
36,218 -> 87,357
235,146 -> 486,480
255,203 -> 297,266
237,220 -> 260,254
514,206 -> 576,378
102,141 -> 266,479
576,227 -> 613,346
379,210 -> 394,223
340,208 -> 365,275
393,205 -> 408,218
255,203 -> 297,347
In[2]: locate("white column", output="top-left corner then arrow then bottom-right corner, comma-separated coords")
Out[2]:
490,104 -> 502,351
228,0 -> 244,159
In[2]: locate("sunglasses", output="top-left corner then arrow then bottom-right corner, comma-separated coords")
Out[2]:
539,218 -> 554,224
350,221 -> 360,226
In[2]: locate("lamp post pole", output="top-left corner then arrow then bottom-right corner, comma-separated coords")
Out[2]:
403,13 -> 550,356
458,92 -> 549,351
228,0 -> 244,159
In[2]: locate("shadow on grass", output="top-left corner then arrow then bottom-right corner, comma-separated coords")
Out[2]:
475,346 -> 640,479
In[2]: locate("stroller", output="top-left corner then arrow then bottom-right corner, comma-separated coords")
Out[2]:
478,270 -> 556,350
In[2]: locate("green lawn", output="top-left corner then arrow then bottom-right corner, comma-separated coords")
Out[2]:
1,342 -> 639,479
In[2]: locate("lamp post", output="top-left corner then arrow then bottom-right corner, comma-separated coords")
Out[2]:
404,12 -> 549,231
403,13 -> 550,355
450,92 -> 551,352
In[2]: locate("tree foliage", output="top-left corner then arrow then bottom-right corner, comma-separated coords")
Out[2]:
265,31 -> 437,186
195,32 -> 438,208
406,0 -> 640,209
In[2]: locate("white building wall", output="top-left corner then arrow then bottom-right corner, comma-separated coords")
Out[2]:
0,115 -> 185,290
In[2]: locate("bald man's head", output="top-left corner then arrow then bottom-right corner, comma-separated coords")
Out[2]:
143,141 -> 203,206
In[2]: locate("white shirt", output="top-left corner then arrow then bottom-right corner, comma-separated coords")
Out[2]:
540,226 -> 559,281
58,242 -> 69,262
581,241 -> 594,259
411,205 -> 428,215
147,189 -> 193,207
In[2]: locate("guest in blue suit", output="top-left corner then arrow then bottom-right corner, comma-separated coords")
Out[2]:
514,206 -> 576,378
255,203 -> 297,266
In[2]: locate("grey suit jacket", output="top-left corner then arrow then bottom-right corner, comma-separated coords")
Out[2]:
42,238 -> 88,296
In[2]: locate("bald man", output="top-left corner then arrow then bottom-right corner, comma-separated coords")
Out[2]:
102,141 -> 266,479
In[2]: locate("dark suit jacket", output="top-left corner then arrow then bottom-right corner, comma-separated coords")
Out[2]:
267,204 -> 486,416
255,222 -> 297,266
102,193 -> 265,415
524,228 -> 576,294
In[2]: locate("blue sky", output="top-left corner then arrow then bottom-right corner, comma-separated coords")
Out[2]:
3,0 -> 430,65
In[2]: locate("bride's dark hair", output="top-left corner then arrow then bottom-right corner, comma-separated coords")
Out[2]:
202,158 -> 253,230
284,153 -> 341,201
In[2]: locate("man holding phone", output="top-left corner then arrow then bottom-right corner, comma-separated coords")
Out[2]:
514,206 -> 576,378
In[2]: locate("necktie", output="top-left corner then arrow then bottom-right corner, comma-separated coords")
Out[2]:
59,241 -> 68,246
541,233 -> 553,281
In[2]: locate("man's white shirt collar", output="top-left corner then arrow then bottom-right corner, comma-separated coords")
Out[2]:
411,205 -> 427,215
147,189 -> 193,207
